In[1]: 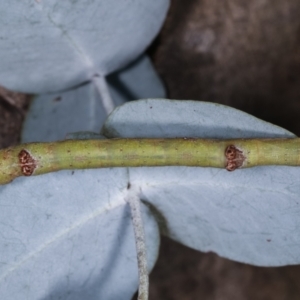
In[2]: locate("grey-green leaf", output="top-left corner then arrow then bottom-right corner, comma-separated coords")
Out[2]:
0,0 -> 169,93
1,62 -> 166,298
0,169 -> 160,300
104,99 -> 300,266
3,98 -> 298,300
102,99 -> 294,139
22,55 -> 166,143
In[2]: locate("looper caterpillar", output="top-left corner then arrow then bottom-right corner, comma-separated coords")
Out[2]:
0,137 -> 300,185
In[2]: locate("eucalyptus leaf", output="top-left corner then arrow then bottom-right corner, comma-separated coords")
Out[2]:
103,99 -> 300,266
0,169 -> 160,300
102,99 -> 293,139
22,55 -> 166,143
0,0 -> 169,93
3,98 -> 299,300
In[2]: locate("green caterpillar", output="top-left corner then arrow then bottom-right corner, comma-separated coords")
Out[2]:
0,138 -> 300,185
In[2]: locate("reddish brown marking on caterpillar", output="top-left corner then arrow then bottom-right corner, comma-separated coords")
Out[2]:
225,145 -> 245,171
18,149 -> 37,176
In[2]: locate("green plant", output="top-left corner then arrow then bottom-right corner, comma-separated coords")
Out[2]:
1,2 -> 300,300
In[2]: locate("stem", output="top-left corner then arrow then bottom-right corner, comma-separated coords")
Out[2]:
1,137 -> 300,184
125,186 -> 149,300
92,75 -> 115,115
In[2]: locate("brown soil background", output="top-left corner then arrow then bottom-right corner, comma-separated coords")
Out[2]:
1,0 -> 300,299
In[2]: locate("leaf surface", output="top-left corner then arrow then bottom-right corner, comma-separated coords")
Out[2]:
103,99 -> 300,266
0,169 -> 160,300
0,1 -> 169,93
2,98 -> 298,300
22,55 -> 165,143
1,61 -> 166,299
